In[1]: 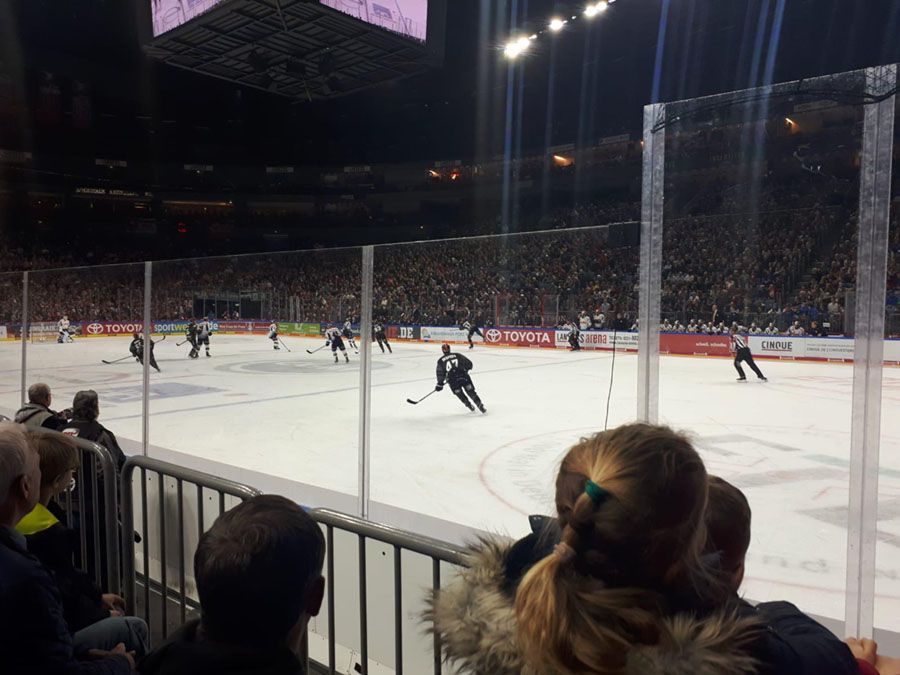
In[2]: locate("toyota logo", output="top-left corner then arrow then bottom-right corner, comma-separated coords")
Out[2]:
86,323 -> 103,335
485,329 -> 501,343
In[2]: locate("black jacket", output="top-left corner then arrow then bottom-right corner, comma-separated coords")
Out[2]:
426,516 -> 857,675
19,501 -> 109,632
139,620 -> 304,675
63,419 -> 127,472
0,526 -> 131,674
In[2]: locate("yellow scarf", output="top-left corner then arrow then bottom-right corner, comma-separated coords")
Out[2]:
15,503 -> 60,536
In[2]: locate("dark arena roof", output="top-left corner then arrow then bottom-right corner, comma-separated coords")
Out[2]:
140,0 -> 446,100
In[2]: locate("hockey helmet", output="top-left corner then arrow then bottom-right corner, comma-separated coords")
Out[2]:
441,343 -> 451,354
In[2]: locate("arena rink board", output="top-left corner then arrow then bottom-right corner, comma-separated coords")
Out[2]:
1,335 -> 899,625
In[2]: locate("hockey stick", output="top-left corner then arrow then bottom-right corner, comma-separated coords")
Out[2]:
278,338 -> 292,353
406,390 -> 437,405
307,344 -> 328,355
102,355 -> 134,365
176,339 -> 189,346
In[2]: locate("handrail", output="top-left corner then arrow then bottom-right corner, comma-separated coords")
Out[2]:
120,455 -> 262,637
47,430 -> 121,596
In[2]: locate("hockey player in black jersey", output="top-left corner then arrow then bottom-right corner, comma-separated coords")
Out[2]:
185,320 -> 200,359
130,333 -> 161,373
730,326 -> 767,382
435,343 -> 486,413
373,321 -> 392,354
460,319 -> 484,350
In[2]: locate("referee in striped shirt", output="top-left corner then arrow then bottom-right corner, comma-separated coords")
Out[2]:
731,325 -> 767,382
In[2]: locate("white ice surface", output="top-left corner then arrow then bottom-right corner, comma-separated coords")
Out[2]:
1,335 -> 899,628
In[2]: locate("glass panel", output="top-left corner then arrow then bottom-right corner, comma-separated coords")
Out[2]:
0,272 -> 24,419
370,224 -> 640,536
149,250 -> 361,504
876,130 -> 900,633
24,263 -> 146,449
658,71 -> 866,622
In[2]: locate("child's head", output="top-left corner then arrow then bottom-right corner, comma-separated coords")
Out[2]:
515,423 -> 718,674
29,430 -> 79,500
706,475 -> 751,591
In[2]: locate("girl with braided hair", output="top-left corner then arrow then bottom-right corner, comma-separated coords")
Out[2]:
427,424 -> 856,675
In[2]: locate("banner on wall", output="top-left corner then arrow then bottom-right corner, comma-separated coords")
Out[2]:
81,321 -> 143,336
483,327 -> 554,347
0,326 -> 6,339
660,334 -> 732,357
388,325 -> 419,340
554,330 -> 641,351
420,326 -> 482,343
278,322 -> 322,335
153,320 -> 222,334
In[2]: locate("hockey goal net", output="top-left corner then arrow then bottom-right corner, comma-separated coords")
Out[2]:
29,323 -> 67,343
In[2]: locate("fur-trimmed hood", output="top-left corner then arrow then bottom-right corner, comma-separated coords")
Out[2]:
424,536 -> 763,675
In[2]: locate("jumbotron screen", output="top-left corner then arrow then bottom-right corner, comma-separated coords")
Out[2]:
151,0 -> 228,37
319,0 -> 428,42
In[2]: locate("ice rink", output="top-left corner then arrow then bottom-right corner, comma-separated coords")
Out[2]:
1,334 -> 899,625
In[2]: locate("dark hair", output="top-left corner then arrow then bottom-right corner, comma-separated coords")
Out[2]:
515,424 -> 722,674
706,476 -> 751,575
195,494 -> 325,648
72,390 -> 99,421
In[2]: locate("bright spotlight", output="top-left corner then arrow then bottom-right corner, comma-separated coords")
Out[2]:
584,4 -> 599,17
549,17 -> 566,32
504,37 -> 530,59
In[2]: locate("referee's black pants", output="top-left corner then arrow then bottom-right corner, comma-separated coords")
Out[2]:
734,347 -> 764,380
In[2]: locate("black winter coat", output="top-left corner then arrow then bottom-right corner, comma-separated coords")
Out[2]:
0,526 -> 131,674
139,619 -> 305,675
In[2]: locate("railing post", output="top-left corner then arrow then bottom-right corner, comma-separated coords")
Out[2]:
637,103 -> 665,423
142,261 -> 152,457
20,270 -> 28,407
358,246 -> 374,519
844,64 -> 896,638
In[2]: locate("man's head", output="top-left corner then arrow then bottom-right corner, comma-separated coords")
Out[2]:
441,343 -> 451,355
27,383 -> 51,408
0,422 -> 41,528
72,390 -> 100,422
705,475 -> 751,591
195,495 -> 325,653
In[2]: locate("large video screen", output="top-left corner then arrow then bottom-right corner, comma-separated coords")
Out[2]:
151,0 -> 228,37
320,0 -> 428,42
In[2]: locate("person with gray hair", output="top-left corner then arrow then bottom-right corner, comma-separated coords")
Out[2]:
64,390 -> 127,472
0,421 -> 134,673
14,383 -> 71,432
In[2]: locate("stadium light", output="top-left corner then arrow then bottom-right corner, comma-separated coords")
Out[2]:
549,17 -> 566,32
504,36 -> 531,59
585,1 -> 608,18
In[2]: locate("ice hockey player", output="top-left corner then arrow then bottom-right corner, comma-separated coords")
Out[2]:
342,319 -> 358,351
130,332 -> 160,373
567,321 -> 581,351
764,322 -> 779,335
435,343 -> 485,413
268,322 -> 280,350
373,321 -> 392,354
57,315 -> 74,343
460,319 -> 484,350
730,325 -> 766,382
197,317 -> 213,357
325,325 -> 349,364
185,320 -> 200,359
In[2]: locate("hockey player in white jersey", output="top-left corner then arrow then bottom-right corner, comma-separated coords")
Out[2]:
197,318 -> 213,357
342,319 -> 358,351
268,322 -> 280,350
325,326 -> 349,363
57,316 -> 74,343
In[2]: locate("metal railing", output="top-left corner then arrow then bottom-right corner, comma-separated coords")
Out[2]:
53,432 -> 121,595
309,508 -> 469,675
120,456 -> 262,639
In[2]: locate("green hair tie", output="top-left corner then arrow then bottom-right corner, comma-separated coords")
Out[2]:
585,480 -> 610,505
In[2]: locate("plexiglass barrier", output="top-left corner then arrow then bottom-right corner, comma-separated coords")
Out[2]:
0,272 -> 23,417
369,225 -> 640,536
3,64 -> 895,639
